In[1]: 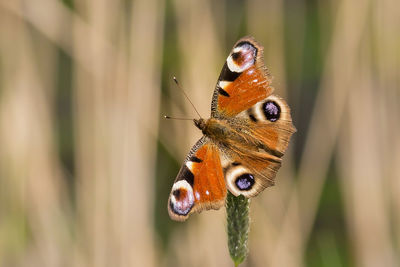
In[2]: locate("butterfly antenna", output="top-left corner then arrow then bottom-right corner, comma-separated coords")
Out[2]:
164,115 -> 193,121
173,76 -> 202,118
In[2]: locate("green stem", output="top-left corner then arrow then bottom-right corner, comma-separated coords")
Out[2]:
226,191 -> 250,266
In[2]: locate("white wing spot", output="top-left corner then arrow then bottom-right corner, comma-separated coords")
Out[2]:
219,81 -> 232,89
253,101 -> 265,121
227,55 -> 242,73
233,47 -> 243,53
170,180 -> 195,215
226,44 -> 256,73
186,161 -> 194,171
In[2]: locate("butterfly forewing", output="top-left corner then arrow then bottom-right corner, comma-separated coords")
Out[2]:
168,137 -> 226,221
211,37 -> 274,118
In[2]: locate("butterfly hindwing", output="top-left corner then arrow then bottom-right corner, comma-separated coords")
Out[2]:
168,137 -> 226,221
211,37 -> 274,117
241,94 -> 296,156
220,150 -> 282,198
222,96 -> 296,198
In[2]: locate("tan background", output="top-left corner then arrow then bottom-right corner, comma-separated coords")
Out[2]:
0,0 -> 399,266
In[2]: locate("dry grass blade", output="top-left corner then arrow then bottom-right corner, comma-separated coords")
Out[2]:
72,0 -> 164,266
336,0 -> 400,266
0,2 -> 70,266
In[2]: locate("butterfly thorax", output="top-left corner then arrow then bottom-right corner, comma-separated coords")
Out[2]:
194,118 -> 228,139
194,118 -> 251,148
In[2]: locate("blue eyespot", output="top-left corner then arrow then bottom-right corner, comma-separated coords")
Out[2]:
235,174 -> 255,191
263,101 -> 281,122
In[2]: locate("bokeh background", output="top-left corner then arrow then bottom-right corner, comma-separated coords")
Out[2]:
0,0 -> 399,266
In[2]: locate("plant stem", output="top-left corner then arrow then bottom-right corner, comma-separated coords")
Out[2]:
226,191 -> 250,266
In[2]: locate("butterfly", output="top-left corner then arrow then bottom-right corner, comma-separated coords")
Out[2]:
168,37 -> 296,221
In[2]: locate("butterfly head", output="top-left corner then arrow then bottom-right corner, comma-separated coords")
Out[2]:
194,118 -> 206,132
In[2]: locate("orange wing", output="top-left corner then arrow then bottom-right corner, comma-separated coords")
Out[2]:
211,36 -> 274,118
168,137 -> 226,221
222,95 -> 296,198
247,95 -> 296,157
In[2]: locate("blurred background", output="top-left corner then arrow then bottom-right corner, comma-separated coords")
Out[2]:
0,0 -> 399,266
